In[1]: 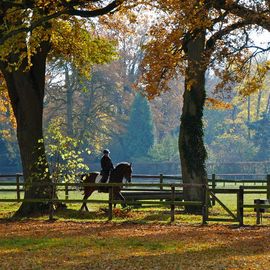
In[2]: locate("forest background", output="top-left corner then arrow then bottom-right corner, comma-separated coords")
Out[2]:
1,9 -> 270,176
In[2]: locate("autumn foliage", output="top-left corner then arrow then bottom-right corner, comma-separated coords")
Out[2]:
0,73 -> 15,135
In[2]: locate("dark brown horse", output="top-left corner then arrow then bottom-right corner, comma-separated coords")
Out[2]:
80,162 -> 132,211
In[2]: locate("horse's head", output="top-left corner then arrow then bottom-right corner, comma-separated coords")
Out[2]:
123,162 -> 132,183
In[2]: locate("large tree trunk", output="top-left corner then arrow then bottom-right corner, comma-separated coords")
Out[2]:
0,42 -> 51,216
179,31 -> 208,213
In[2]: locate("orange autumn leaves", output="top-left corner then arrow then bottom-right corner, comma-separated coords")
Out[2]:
0,73 -> 16,139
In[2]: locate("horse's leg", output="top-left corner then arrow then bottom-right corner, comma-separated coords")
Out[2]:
80,193 -> 89,211
112,188 -> 124,208
114,189 -> 126,208
80,173 -> 98,211
80,188 -> 94,212
112,189 -> 117,208
119,192 -> 127,208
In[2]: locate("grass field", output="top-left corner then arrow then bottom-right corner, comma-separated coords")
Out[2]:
1,220 -> 270,269
1,184 -> 270,269
1,183 -> 270,225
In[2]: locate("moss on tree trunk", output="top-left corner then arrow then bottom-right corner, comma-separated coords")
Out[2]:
179,30 -> 208,213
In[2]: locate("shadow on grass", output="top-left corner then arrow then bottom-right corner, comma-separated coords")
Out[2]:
0,206 -> 204,225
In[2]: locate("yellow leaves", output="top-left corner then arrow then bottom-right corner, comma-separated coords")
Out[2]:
139,25 -> 184,99
36,0 -> 57,9
0,74 -> 16,133
205,98 -> 233,110
50,18 -> 118,78
3,7 -> 29,26
112,208 -> 132,218
0,32 -> 27,66
0,7 -> 49,70
27,25 -> 51,68
138,1 -> 213,99
238,61 -> 270,97
0,2 -> 118,73
0,6 -> 31,63
35,0 -> 70,13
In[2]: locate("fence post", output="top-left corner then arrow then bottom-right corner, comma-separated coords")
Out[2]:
65,183 -> 69,200
202,184 -> 208,225
49,182 -> 54,221
254,199 -> 262,225
160,174 -> 163,191
108,186 -> 113,221
211,174 -> 216,206
267,175 -> 270,200
16,173 -> 20,202
237,186 -> 244,226
170,185 -> 175,222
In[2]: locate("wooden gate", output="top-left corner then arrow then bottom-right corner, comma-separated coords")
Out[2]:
204,188 -> 244,226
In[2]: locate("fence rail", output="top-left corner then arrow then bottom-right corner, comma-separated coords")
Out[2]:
0,180 -> 204,222
1,173 -> 269,184
1,173 -> 270,225
2,173 -> 270,208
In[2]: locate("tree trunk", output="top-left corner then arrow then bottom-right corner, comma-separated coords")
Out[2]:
0,42 -> 51,216
247,95 -> 251,139
256,90 -> 262,120
65,64 -> 74,137
265,92 -> 270,114
179,31 -> 208,213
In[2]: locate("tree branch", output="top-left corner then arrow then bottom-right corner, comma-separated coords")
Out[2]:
211,1 -> 270,32
206,20 -> 249,52
66,0 -> 119,17
0,10 -> 66,45
0,0 -> 121,45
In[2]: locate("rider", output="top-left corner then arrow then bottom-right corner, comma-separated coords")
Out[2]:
100,149 -> 114,184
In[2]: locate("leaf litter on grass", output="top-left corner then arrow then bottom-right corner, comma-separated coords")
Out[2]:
0,221 -> 270,269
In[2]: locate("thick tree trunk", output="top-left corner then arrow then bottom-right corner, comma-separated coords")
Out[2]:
179,31 -> 208,213
0,43 -> 51,216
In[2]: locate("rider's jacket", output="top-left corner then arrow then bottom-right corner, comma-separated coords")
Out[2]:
100,155 -> 114,174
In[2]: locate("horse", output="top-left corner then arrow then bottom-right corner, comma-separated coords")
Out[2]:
80,162 -> 132,211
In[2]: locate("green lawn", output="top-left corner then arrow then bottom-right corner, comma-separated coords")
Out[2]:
1,183 -> 270,225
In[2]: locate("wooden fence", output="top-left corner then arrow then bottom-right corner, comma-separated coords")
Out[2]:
1,173 -> 270,225
0,180 -> 204,222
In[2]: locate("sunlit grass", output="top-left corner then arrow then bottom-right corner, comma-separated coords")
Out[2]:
1,221 -> 270,270
1,182 -> 270,269
1,183 -> 270,225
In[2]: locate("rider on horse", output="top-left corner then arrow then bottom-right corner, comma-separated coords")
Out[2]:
100,149 -> 114,184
